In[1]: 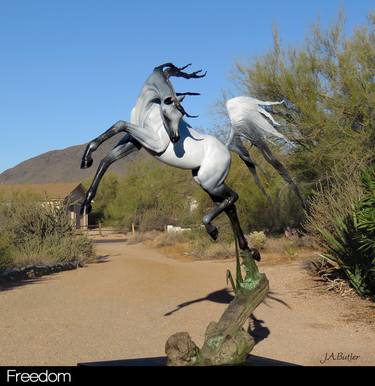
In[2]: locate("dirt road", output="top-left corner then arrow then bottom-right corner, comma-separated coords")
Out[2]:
0,241 -> 374,366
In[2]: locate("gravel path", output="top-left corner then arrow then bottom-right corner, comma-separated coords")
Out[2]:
0,241 -> 374,366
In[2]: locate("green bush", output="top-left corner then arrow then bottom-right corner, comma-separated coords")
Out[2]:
306,166 -> 375,300
248,231 -> 267,250
0,193 -> 95,268
0,233 -> 12,269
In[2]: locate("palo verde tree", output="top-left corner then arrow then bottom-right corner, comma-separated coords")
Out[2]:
232,11 -> 374,190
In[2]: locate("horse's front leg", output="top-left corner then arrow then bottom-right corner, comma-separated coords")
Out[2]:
81,119 -> 167,169
81,120 -> 128,169
81,135 -> 140,214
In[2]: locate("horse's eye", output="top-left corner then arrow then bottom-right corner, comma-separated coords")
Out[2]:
164,97 -> 173,105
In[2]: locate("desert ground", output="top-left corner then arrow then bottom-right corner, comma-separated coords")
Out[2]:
0,239 -> 374,366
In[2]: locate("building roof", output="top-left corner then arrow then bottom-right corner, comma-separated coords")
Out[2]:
0,182 -> 86,200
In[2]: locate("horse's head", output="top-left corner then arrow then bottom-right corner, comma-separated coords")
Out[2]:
159,94 -> 185,143
150,63 -> 206,143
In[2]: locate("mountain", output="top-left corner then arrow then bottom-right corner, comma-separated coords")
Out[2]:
0,134 -> 143,184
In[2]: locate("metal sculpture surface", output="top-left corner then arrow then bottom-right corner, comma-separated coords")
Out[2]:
81,63 -> 303,262
80,63 -> 305,365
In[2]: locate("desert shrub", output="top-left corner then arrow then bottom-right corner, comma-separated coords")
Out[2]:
356,168 -> 375,256
151,231 -> 189,247
0,233 -> 12,269
262,236 -> 296,256
306,166 -> 375,300
186,228 -> 235,259
248,231 -> 267,250
189,240 -> 234,260
126,230 -> 165,245
2,197 -> 74,244
0,193 -> 95,268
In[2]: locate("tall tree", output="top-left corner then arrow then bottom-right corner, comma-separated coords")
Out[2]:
233,12 -> 374,189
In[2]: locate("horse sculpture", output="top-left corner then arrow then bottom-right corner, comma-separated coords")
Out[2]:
80,63 -> 304,261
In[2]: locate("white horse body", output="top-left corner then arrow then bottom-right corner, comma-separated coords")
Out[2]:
81,63 -> 303,258
131,102 -> 231,190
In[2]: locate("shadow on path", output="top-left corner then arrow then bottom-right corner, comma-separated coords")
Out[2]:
0,276 -> 47,293
164,288 -> 234,316
248,314 -> 270,344
164,289 -> 290,316
0,256 -> 109,292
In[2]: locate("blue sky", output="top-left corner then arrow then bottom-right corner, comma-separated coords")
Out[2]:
0,0 -> 373,173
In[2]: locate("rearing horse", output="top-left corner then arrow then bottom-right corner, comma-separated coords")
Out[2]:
80,63 -> 304,261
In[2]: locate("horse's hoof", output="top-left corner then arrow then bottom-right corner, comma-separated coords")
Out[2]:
205,224 -> 219,241
80,157 -> 93,169
250,248 -> 261,262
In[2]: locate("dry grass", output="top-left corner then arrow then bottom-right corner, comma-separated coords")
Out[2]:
125,229 -> 319,264
248,231 -> 267,250
304,164 -> 363,244
143,230 -> 234,259
126,230 -> 161,245
0,194 -> 95,269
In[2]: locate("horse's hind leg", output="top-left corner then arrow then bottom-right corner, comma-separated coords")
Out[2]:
224,204 -> 261,261
204,185 -> 261,261
81,135 -> 140,214
202,184 -> 238,241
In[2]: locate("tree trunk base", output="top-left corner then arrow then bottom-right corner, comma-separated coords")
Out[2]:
165,261 -> 269,366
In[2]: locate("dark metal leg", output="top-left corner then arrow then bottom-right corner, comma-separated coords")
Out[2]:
224,204 -> 261,261
81,121 -> 134,169
257,142 -> 306,209
204,184 -> 261,261
224,205 -> 248,250
202,184 -> 238,241
229,136 -> 272,204
80,136 -> 140,214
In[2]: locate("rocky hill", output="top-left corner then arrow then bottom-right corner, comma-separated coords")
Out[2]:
0,134 -> 143,184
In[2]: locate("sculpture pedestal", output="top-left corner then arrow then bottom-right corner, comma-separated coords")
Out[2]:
165,250 -> 269,366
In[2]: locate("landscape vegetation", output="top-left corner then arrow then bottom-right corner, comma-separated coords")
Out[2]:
87,13 -> 375,301
1,12 -> 374,306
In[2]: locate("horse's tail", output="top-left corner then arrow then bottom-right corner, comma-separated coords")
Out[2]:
225,96 -> 305,209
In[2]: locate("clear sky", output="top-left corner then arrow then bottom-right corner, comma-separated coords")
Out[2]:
0,0 -> 373,173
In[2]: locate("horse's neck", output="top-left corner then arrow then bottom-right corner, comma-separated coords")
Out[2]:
131,91 -> 148,126
131,85 -> 158,123
131,99 -> 169,143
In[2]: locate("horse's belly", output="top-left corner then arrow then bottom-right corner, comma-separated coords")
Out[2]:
153,139 -> 204,170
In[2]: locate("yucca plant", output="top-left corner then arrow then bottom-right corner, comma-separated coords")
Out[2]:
356,167 -> 375,255
307,166 -> 375,300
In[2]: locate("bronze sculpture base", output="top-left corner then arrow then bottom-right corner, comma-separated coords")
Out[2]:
165,250 -> 269,366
